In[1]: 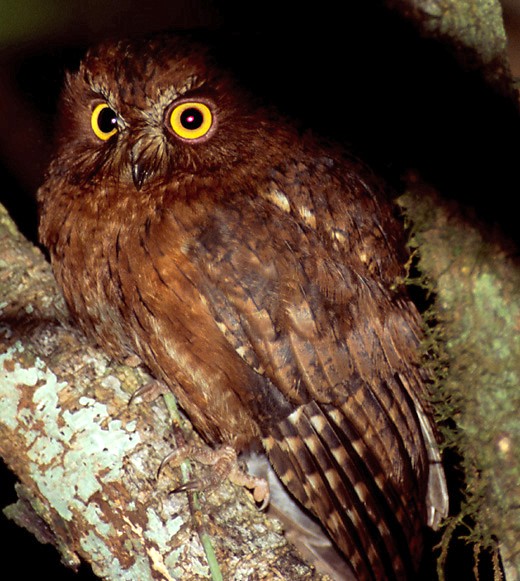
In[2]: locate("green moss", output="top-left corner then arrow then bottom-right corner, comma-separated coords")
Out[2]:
428,0 -> 507,64
398,186 -> 520,575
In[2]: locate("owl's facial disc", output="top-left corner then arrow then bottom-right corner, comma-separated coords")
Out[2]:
88,88 -> 220,190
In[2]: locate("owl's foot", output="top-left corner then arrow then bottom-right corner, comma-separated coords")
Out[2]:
161,444 -> 270,509
128,380 -> 169,405
122,354 -> 143,368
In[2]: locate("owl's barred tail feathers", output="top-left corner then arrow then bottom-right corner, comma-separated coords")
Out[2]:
264,395 -> 446,580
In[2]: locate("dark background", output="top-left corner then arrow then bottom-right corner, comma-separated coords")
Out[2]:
1,1 -> 518,578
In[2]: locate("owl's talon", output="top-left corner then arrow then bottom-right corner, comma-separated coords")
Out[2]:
123,354 -> 142,368
128,380 -> 168,406
172,479 -> 202,494
159,444 -> 270,508
157,447 -> 187,479
229,462 -> 270,509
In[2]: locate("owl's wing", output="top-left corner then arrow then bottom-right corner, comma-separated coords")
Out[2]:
189,168 -> 446,579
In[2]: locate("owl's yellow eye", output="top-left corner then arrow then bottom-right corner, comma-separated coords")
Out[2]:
169,102 -> 213,141
91,103 -> 118,141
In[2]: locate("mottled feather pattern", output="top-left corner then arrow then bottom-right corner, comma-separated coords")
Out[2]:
38,34 -> 448,580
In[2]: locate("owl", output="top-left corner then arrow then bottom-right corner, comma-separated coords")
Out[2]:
38,33 -> 448,580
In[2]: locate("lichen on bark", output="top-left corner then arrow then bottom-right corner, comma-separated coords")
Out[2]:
398,180 -> 520,580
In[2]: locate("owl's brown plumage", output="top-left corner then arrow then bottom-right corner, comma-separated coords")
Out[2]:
38,33 -> 448,580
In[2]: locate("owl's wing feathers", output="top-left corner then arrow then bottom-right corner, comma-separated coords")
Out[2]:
188,159 -> 446,579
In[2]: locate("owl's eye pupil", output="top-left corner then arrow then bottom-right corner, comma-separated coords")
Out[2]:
169,101 -> 214,141
180,108 -> 204,130
98,107 -> 118,133
91,103 -> 119,141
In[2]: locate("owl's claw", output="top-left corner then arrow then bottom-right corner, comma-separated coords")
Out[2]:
122,354 -> 142,368
128,380 -> 168,406
160,444 -> 270,509
171,479 -> 201,494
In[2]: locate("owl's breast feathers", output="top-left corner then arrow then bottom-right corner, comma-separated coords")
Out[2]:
40,135 -> 447,578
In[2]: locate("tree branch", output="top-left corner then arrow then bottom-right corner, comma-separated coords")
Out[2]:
399,180 -> 520,580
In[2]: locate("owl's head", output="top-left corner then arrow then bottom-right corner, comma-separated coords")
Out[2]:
50,34 -> 290,196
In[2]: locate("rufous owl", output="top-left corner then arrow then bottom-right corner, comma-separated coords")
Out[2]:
38,33 -> 448,580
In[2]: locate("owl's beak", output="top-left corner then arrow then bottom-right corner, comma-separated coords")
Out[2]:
130,137 -> 164,191
131,161 -> 149,191
129,144 -> 151,191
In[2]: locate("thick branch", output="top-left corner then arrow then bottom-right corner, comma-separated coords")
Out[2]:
399,180 -> 520,580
